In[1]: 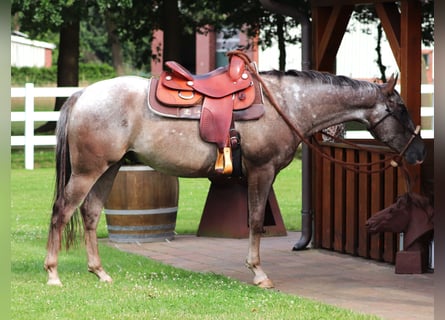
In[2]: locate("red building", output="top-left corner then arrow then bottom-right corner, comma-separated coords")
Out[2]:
150,28 -> 258,76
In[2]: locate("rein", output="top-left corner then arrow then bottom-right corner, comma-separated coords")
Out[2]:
227,50 -> 420,176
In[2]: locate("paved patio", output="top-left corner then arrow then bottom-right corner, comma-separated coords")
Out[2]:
104,231 -> 433,320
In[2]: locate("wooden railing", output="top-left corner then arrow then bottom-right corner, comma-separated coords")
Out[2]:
312,138 -> 434,264
312,142 -> 406,263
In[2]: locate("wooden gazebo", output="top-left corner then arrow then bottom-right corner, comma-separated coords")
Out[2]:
310,0 -> 433,264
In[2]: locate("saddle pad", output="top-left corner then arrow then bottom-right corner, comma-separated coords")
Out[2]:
148,79 -> 265,121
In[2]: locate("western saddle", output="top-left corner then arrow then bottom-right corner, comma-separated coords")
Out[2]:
149,51 -> 264,175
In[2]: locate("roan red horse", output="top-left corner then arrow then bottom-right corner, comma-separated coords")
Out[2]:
44,54 -> 425,288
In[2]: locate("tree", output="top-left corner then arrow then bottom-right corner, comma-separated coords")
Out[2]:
12,0 -> 148,132
12,0 -> 85,132
12,0 -> 301,76
179,0 -> 302,71
352,2 -> 434,81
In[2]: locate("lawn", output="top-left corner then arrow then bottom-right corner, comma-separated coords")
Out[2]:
10,153 -> 379,319
11,149 -> 302,233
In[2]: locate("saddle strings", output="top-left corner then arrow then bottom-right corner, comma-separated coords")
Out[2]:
227,50 -> 409,176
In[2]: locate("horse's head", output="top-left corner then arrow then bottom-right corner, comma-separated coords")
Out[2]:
368,74 -> 426,165
366,193 -> 412,234
366,193 -> 434,250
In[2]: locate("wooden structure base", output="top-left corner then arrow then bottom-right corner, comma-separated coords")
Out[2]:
395,251 -> 429,274
197,177 -> 287,238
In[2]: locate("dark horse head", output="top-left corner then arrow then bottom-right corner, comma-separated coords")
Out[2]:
367,75 -> 426,165
366,192 -> 433,249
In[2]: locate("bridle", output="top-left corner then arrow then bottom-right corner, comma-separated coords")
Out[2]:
367,103 -> 421,167
227,50 -> 421,176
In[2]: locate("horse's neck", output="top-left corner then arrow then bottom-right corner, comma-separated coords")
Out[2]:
303,84 -> 378,133
403,202 -> 434,249
263,76 -> 379,135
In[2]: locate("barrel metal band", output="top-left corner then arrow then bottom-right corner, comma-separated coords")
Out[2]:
103,207 -> 178,215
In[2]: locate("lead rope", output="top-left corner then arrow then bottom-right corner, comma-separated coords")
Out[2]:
227,50 -> 416,176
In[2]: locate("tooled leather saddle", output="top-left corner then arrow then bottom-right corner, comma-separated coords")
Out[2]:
148,51 -> 264,175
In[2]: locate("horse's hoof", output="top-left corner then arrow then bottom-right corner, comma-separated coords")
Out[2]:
257,278 -> 274,289
47,278 -> 63,286
99,275 -> 113,283
96,270 -> 113,283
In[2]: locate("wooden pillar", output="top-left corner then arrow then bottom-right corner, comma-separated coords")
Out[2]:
400,0 -> 421,126
151,30 -> 164,77
376,0 -> 421,124
375,0 -> 422,193
239,29 -> 259,63
312,4 -> 354,72
196,26 -> 216,74
400,0 -> 421,192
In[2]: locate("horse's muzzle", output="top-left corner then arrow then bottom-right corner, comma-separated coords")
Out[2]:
403,131 -> 426,165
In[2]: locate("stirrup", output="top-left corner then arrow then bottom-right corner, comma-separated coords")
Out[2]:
223,147 -> 233,174
215,147 -> 233,175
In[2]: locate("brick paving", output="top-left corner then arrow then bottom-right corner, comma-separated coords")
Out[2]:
104,232 -> 433,320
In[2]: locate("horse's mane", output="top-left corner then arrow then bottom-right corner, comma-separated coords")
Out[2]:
261,69 -> 378,91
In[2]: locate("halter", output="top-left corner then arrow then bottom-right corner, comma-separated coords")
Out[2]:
368,104 -> 421,167
368,107 -> 396,131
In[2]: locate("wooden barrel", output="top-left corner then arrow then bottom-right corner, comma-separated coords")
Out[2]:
104,165 -> 179,243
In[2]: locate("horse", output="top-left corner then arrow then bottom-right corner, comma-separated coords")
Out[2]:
366,192 -> 433,273
366,192 -> 434,251
44,69 -> 425,288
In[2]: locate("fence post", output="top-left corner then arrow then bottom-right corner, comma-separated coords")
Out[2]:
24,83 -> 34,170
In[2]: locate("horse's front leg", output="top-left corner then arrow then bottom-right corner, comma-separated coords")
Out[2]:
245,172 -> 275,289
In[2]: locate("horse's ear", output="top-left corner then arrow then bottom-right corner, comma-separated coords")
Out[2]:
382,73 -> 398,95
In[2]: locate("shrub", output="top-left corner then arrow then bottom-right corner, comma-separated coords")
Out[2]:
78,63 -> 117,83
11,66 -> 57,85
11,63 -> 117,86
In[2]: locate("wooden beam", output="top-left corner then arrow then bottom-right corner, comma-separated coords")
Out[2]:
400,0 -> 421,120
312,5 -> 354,72
400,0 -> 421,193
375,2 -> 401,67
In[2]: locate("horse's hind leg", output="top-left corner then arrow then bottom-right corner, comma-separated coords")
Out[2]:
45,174 -> 99,285
80,164 -> 121,283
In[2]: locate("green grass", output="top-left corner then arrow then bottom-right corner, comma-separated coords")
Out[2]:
11,150 -> 301,232
11,165 -> 379,319
11,97 -> 56,136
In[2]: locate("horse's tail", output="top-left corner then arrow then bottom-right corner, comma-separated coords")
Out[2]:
51,90 -> 84,250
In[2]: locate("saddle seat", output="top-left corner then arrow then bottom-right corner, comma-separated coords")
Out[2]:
151,52 -> 264,175
157,55 -> 256,108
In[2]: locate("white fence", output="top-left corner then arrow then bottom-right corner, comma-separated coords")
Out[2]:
345,84 -> 434,139
11,83 -> 434,170
11,83 -> 83,169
